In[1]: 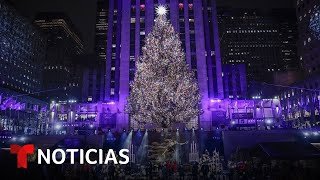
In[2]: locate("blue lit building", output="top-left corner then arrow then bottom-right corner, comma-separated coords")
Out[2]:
297,0 -> 320,73
0,0 -> 46,94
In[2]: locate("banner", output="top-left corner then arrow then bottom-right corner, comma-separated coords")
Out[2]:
232,113 -> 254,119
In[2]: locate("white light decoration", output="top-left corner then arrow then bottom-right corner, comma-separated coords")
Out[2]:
309,6 -> 320,40
126,8 -> 201,128
156,5 -> 167,16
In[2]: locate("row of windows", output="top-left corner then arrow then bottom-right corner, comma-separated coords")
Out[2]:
226,30 -> 278,33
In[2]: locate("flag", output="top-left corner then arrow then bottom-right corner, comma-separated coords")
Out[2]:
20,103 -> 26,110
2,97 -> 16,109
40,105 -> 47,112
1,96 -> 11,106
33,104 -> 39,112
13,102 -> 21,110
8,99 -> 17,109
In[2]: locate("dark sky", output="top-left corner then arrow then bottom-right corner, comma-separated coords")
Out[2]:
9,0 -> 296,53
217,0 -> 295,8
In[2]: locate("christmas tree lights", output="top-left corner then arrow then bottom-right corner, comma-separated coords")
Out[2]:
126,6 -> 201,128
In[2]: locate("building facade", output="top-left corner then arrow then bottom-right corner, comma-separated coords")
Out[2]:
296,0 -> 320,73
278,0 -> 320,129
81,54 -> 105,103
88,0 -> 225,130
279,73 -> 320,129
222,64 -> 247,100
95,0 -> 108,63
39,0 -> 285,133
50,98 -> 281,134
89,0 -> 109,102
0,87 -> 48,136
34,13 -> 84,101
218,8 -> 299,95
0,0 -> 46,95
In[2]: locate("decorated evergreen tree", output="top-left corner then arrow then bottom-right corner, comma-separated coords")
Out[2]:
126,6 -> 201,128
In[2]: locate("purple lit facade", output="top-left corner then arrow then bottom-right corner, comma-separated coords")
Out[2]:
50,98 -> 282,134
279,75 -> 320,129
0,87 -> 48,135
222,64 -> 247,100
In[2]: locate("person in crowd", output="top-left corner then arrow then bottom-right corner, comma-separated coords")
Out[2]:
201,163 -> 209,180
192,162 -> 198,180
178,164 -> 185,180
108,163 -> 115,179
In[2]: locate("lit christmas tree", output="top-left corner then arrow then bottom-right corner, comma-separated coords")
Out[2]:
126,6 -> 201,128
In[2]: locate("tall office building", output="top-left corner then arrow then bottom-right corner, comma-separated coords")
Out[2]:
218,9 -> 299,85
277,0 -> 320,128
86,0 -> 109,102
280,0 -> 320,128
95,0 -> 108,63
80,54 -> 104,103
94,0 -> 224,130
34,13 -> 84,101
296,0 -> 320,73
0,0 -> 46,94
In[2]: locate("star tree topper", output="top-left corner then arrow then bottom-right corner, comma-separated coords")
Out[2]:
156,5 -> 167,16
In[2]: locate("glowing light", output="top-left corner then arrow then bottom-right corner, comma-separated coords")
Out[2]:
210,99 -> 221,103
265,119 -> 273,124
20,136 -> 26,142
107,101 -> 115,105
313,132 -> 319,136
156,5 -> 167,16
55,124 -> 62,130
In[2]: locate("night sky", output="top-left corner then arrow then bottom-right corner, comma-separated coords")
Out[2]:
9,0 -> 296,53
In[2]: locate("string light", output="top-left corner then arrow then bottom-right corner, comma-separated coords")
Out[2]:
126,8 -> 201,128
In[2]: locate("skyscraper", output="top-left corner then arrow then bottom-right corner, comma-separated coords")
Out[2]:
95,0 -> 108,63
218,8 -> 299,85
0,0 -> 45,94
86,0 -> 109,102
296,0 -> 320,73
277,0 -> 320,128
99,0 -> 224,130
0,0 -> 48,134
34,13 -> 84,101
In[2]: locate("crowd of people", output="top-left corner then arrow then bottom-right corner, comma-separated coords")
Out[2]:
27,161 -> 227,180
